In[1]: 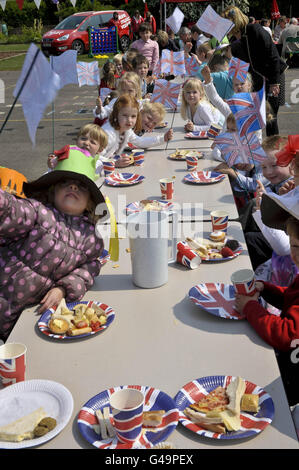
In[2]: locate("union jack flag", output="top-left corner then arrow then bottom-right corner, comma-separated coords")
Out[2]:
228,57 -> 249,83
189,283 -> 244,320
151,79 -> 181,110
214,131 -> 267,167
185,56 -> 200,76
0,354 -> 26,386
161,50 -> 186,76
227,85 -> 266,137
152,59 -> 161,77
77,61 -> 100,87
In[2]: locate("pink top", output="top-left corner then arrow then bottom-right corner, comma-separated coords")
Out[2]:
130,38 -> 159,72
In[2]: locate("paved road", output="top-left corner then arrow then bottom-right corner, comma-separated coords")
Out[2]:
0,68 -> 298,181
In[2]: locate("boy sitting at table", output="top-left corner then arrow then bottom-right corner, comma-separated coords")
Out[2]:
234,188 -> 299,408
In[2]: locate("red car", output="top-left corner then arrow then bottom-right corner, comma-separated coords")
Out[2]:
41,10 -> 132,55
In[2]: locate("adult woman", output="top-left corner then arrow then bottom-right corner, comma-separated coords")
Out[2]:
222,5 -> 287,136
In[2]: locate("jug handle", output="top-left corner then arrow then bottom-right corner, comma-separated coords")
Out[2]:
168,211 -> 178,264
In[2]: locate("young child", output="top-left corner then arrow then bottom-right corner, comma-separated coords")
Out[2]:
122,49 -> 139,72
93,72 -> 142,123
48,123 -> 108,172
132,54 -> 155,98
180,77 -> 225,133
140,101 -> 166,133
130,22 -> 159,73
235,191 -> 299,408
97,94 -> 173,170
99,60 -> 117,94
0,147 -> 108,341
113,53 -> 124,79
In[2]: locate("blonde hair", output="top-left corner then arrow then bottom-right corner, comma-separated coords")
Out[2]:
261,135 -> 288,153
180,78 -> 206,120
117,72 -> 142,100
141,101 -> 166,124
113,53 -> 123,65
222,5 -> 249,37
109,94 -> 142,133
226,113 -> 237,131
78,123 -> 108,151
196,42 -> 211,57
157,29 -> 169,46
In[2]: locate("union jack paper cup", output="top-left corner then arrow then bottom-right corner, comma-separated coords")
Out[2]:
207,123 -> 222,139
133,153 -> 144,166
110,388 -> 144,444
0,343 -> 26,387
210,210 -> 229,233
186,156 -> 198,171
159,178 -> 174,200
231,269 -> 256,296
177,241 -> 201,269
102,159 -> 115,176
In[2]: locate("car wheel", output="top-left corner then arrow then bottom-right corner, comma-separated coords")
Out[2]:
71,39 -> 85,55
119,35 -> 130,52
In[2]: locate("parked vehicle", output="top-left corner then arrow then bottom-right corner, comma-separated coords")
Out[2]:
41,10 -> 132,55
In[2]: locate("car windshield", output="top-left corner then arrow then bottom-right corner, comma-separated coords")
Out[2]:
54,15 -> 87,30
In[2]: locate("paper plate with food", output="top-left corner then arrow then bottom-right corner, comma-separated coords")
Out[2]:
105,172 -> 145,187
155,122 -> 168,129
184,131 -> 208,139
168,149 -> 204,161
0,379 -> 73,449
185,236 -> 242,262
38,299 -> 115,339
126,199 -> 174,215
183,171 -> 225,184
188,283 -> 245,320
77,385 -> 179,449
174,375 -> 274,440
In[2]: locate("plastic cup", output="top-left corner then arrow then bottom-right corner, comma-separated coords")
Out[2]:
210,210 -> 229,233
0,343 -> 27,387
231,269 -> 256,296
110,388 -> 144,444
159,178 -> 174,200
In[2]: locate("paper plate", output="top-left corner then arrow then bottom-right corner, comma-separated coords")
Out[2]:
105,172 -> 145,187
188,283 -> 245,320
184,131 -> 208,139
168,150 -> 204,161
155,122 -> 168,129
0,379 -> 73,449
201,246 -> 242,262
183,171 -> 225,184
126,200 -> 174,215
38,300 -> 115,339
78,385 -> 179,449
174,375 -> 275,440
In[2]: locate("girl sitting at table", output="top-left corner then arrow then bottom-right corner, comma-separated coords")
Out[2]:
0,147 -> 108,342
180,77 -> 225,133
97,94 -> 173,170
139,101 -> 166,134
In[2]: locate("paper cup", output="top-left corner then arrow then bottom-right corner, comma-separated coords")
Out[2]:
102,159 -> 115,176
231,269 -> 256,296
186,156 -> 198,171
177,241 -> 201,269
110,388 -> 144,444
133,153 -> 144,166
207,123 -> 222,139
210,210 -> 229,233
159,178 -> 174,200
0,343 -> 26,387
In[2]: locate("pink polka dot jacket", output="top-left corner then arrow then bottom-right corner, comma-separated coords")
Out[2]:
0,188 -> 104,339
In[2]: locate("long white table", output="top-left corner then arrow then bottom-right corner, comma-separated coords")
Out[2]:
4,222 -> 298,449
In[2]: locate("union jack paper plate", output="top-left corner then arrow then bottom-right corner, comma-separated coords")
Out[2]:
174,375 -> 275,440
78,385 -> 179,449
38,301 -> 115,340
183,171 -> 225,184
0,379 -> 73,449
184,131 -> 208,139
126,200 -> 174,215
188,283 -> 245,320
201,246 -> 243,262
105,172 -> 145,187
168,150 -> 204,161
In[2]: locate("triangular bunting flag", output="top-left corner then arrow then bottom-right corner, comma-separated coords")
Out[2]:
0,0 -> 6,11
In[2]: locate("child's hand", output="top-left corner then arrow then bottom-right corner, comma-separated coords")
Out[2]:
201,65 -> 212,84
234,291 -> 260,314
255,281 -> 264,292
255,179 -> 266,209
37,287 -> 65,314
184,121 -> 194,132
115,154 -> 132,167
96,96 -> 102,112
164,128 -> 173,142
278,179 -> 295,195
214,163 -> 236,178
47,154 -> 58,169
191,53 -> 201,65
